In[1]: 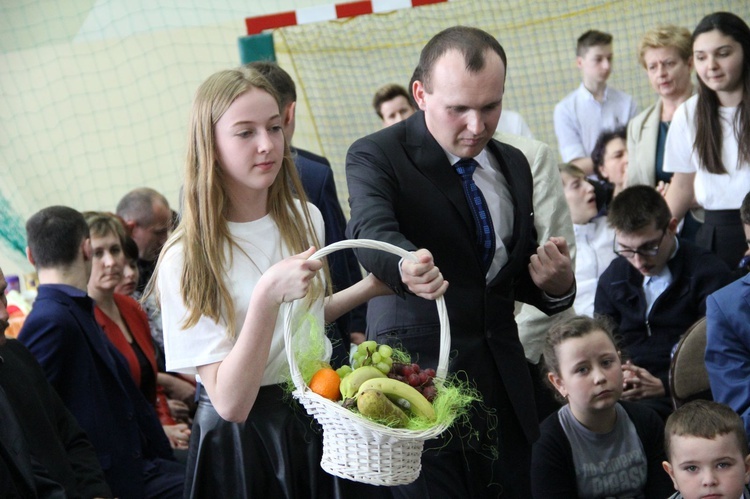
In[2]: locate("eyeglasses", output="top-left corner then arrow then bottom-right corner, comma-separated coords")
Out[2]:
613,230 -> 666,259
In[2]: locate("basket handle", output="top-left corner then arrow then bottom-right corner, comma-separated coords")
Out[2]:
283,239 -> 451,392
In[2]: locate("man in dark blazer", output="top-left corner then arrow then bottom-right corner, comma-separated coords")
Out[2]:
0,266 -> 112,498
346,26 -> 575,498
18,206 -> 184,499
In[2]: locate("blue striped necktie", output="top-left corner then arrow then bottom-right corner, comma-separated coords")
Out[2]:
453,158 -> 495,272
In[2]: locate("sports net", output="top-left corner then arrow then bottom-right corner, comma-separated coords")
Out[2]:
275,0 -> 749,211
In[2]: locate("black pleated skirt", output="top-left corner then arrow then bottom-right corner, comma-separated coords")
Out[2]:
184,384 -> 390,499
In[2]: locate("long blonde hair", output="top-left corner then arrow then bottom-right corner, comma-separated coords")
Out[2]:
151,66 -> 326,339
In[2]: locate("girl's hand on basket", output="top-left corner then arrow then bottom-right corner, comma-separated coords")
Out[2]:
263,247 -> 323,304
401,249 -> 449,300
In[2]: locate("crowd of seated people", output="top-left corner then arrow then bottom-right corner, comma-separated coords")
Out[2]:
4,10 -> 750,498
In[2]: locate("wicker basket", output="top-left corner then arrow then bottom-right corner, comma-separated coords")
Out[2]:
283,239 -> 451,486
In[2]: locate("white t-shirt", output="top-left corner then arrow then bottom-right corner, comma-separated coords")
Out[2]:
554,84 -> 637,162
159,200 -> 331,386
664,94 -> 750,210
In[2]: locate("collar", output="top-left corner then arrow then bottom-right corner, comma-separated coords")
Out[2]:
578,82 -> 609,102
41,283 -> 88,298
443,148 -> 493,171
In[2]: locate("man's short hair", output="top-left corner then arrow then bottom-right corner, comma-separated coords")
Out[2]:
664,400 -> 749,460
637,25 -> 692,68
246,61 -> 296,109
372,83 -> 413,119
608,185 -> 672,233
26,206 -> 89,269
116,188 -> 169,227
741,191 -> 750,225
415,25 -> 507,93
591,127 -> 627,179
576,30 -> 613,56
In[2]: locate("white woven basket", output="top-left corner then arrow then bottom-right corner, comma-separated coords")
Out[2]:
283,239 -> 451,486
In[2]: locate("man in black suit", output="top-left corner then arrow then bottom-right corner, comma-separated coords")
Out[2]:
346,26 -> 575,498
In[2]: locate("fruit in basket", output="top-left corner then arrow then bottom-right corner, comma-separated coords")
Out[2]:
351,341 -> 394,374
357,389 -> 409,428
388,362 -> 438,402
309,367 -> 341,401
339,365 -> 387,399
357,377 -> 436,421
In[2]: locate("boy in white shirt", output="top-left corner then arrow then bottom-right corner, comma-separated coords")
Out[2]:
554,30 -> 637,175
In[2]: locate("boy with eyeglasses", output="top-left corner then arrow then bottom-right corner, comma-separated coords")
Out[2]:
594,185 -> 731,419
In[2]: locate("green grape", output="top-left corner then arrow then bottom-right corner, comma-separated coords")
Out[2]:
383,356 -> 393,367
361,340 -> 377,353
378,344 -> 393,358
356,343 -> 368,355
375,362 -> 390,374
351,358 -> 361,369
335,365 -> 352,379
371,352 -> 382,364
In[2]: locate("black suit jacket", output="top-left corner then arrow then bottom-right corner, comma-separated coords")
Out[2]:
346,111 -> 573,443
0,339 -> 111,498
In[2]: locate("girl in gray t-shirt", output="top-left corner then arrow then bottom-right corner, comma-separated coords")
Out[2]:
531,316 -> 673,498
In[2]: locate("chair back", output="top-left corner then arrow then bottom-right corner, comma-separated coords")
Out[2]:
669,316 -> 712,409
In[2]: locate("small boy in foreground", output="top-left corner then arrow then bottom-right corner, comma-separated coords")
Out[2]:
663,400 -> 750,499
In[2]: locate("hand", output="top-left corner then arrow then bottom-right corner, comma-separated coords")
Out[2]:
167,398 -> 191,422
262,247 -> 324,304
349,332 -> 366,345
621,361 -> 665,400
656,181 -> 669,197
401,249 -> 449,300
529,237 -> 574,297
163,423 -> 191,449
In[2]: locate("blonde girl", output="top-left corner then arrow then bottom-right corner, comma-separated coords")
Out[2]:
152,66 -> 389,498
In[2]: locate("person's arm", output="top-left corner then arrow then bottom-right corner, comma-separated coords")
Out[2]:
664,172 -> 696,222
531,416 -> 579,498
197,247 -> 323,423
554,99 -> 592,174
570,157 -> 594,176
324,273 -> 393,323
705,293 -> 750,437
346,136 -> 438,293
157,372 -> 195,407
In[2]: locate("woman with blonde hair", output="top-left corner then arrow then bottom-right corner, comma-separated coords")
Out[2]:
628,25 -> 694,189
152,66 -> 394,497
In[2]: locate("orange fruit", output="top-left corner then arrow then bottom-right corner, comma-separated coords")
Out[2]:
309,367 -> 342,401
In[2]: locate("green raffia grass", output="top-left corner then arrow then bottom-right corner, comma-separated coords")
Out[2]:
287,312 -> 480,431
283,311 -> 330,394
